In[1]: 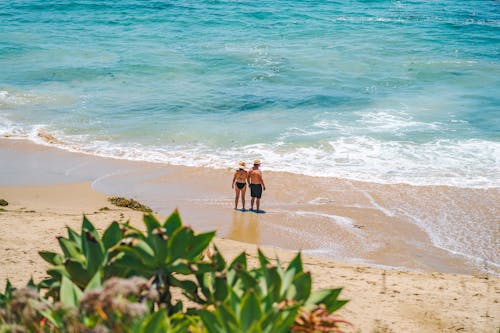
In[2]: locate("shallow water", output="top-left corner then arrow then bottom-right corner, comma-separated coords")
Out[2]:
1,0 -> 499,187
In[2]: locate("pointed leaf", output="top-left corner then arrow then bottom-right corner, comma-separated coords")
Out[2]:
58,237 -> 84,261
170,259 -> 192,274
140,308 -> 168,332
84,270 -> 102,292
286,252 -> 303,273
163,210 -> 182,236
290,272 -> 311,302
82,215 -> 97,233
82,230 -> 104,276
66,226 -> 81,248
280,268 -> 296,297
168,227 -> 194,261
200,310 -> 222,333
60,275 -> 82,307
187,231 -> 215,259
39,251 -> 64,265
240,291 -> 262,331
211,245 -> 227,271
229,251 -> 247,271
143,213 -> 161,235
306,288 -> 348,312
64,259 -> 91,288
257,249 -> 269,267
114,244 -> 156,270
214,275 -> 228,302
219,304 -> 239,330
102,222 -> 122,250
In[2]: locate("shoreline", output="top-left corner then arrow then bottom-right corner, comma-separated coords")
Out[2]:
0,182 -> 498,332
0,138 -> 499,276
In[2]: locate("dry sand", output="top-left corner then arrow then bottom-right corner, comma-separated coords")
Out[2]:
0,182 -> 498,332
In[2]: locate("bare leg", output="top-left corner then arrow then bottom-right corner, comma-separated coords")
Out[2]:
241,187 -> 246,210
250,197 -> 255,211
234,189 -> 240,209
256,198 -> 260,212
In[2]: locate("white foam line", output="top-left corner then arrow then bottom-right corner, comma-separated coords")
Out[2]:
294,210 -> 355,226
64,161 -> 91,176
359,190 -> 394,217
344,181 -> 395,217
90,170 -> 129,188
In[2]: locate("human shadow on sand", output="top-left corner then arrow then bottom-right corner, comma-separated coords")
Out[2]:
234,208 -> 266,214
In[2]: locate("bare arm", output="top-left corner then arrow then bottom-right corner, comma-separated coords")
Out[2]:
261,174 -> 266,190
232,172 -> 236,188
247,170 -> 252,185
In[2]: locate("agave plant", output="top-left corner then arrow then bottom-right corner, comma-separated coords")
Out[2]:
31,210 -> 350,332
38,211 -> 217,314
191,249 -> 349,333
38,216 -> 120,299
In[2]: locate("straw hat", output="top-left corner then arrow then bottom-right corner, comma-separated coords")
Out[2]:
253,159 -> 261,165
237,161 -> 246,169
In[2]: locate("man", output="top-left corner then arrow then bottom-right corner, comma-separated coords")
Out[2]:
247,159 -> 266,212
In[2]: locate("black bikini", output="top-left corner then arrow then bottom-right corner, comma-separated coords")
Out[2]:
235,182 -> 246,189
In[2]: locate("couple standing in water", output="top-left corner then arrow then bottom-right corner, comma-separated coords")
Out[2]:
231,159 -> 266,212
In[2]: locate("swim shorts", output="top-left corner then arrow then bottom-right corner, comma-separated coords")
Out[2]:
250,184 -> 262,198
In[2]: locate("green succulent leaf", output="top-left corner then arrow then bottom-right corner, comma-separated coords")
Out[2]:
290,271 -> 312,302
66,226 -> 82,248
163,210 -> 182,236
83,270 -> 102,292
218,304 -> 239,331
114,243 -> 156,270
82,215 -> 99,239
229,251 -> 248,271
306,288 -> 348,312
39,251 -> 64,265
179,280 -> 198,298
58,237 -> 84,261
139,308 -> 168,332
214,275 -> 229,302
168,227 -> 194,261
286,252 -> 303,273
257,249 -> 270,267
187,231 -> 215,259
46,265 -> 68,279
240,291 -> 262,331
194,262 -> 216,274
60,275 -> 82,308
211,245 -> 227,271
200,309 -> 222,333
64,259 -> 91,288
102,221 -> 122,250
144,213 -> 162,235
82,230 -> 105,276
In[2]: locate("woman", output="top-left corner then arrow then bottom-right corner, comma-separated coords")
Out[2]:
232,161 -> 248,210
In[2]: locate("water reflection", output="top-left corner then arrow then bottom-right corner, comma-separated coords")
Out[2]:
227,210 -> 261,244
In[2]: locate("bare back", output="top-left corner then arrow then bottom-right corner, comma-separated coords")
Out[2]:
234,169 -> 248,183
248,168 -> 263,184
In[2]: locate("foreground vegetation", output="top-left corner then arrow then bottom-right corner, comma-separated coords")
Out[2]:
0,210 -> 349,332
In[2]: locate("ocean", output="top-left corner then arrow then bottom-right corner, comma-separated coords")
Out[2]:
1,0 -> 499,187
1,1 -> 499,272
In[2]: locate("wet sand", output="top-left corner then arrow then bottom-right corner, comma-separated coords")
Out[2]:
1,138 -> 498,276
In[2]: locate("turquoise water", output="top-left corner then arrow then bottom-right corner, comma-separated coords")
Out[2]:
1,0 -> 499,187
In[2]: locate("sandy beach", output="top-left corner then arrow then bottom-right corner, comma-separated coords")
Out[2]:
0,179 -> 498,332
0,138 -> 499,332
1,138 -> 498,276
